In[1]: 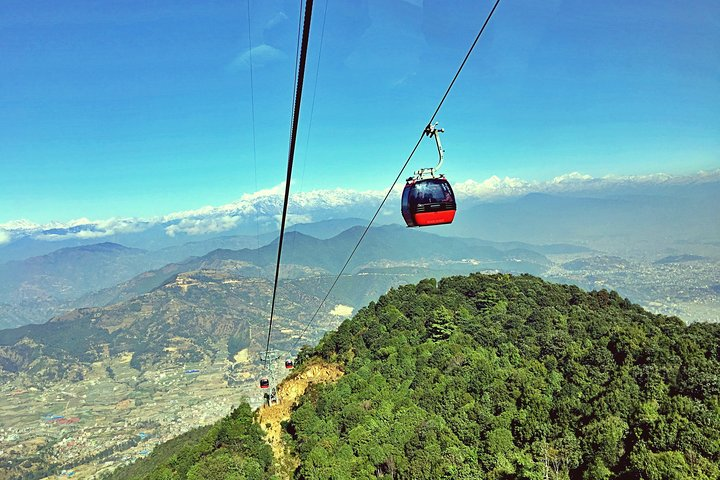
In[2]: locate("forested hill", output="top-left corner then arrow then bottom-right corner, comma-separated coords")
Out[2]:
110,273 -> 720,479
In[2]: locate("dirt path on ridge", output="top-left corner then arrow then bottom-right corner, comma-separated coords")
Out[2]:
256,361 -> 344,479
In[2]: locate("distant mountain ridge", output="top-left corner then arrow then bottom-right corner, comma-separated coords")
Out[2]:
0,225 -> 565,379
445,183 -> 720,255
0,222 -> 564,330
0,271 -> 309,381
0,220 -> 368,328
654,254 -> 707,264
76,225 -> 555,312
0,242 -> 146,293
0,242 -> 167,327
0,218 -> 367,264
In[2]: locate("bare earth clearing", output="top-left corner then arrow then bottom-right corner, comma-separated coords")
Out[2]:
257,360 -> 344,479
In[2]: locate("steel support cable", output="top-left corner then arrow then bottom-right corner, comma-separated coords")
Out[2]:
290,0 -> 304,128
290,0 -> 329,269
289,134 -> 425,354
264,0 -> 315,369
289,0 -> 502,354
297,0 -> 329,199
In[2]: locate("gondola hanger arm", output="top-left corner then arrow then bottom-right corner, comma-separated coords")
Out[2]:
414,123 -> 445,179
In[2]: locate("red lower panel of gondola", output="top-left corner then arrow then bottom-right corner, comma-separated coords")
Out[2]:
414,210 -> 456,226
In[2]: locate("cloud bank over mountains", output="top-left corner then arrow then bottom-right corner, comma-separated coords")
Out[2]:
1,169 -> 717,244
452,170 -> 718,198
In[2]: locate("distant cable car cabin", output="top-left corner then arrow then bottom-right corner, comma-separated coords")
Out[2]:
285,360 -> 294,369
401,124 -> 456,227
259,378 -> 270,389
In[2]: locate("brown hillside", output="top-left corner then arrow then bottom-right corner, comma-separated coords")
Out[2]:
257,360 -> 344,479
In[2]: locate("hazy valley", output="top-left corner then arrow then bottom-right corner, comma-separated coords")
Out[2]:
1,181 -> 719,478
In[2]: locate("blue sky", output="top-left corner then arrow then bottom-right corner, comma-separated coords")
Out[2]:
1,0 -> 718,223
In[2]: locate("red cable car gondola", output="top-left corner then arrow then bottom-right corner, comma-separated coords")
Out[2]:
259,378 -> 270,389
285,360 -> 294,369
401,123 -> 456,227
402,177 -> 456,227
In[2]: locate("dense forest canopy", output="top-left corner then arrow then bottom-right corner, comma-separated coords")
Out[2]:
107,403 -> 273,480
289,273 -> 720,479
110,273 -> 720,479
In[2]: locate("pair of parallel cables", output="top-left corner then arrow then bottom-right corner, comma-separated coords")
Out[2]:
262,0 -> 502,369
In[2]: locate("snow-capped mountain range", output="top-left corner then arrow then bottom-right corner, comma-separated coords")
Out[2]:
1,169 -> 718,251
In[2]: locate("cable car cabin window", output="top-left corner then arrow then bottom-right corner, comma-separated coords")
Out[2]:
411,180 -> 453,207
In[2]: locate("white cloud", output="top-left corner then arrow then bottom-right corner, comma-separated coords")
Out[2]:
165,215 -> 241,237
159,182 -> 385,237
454,175 -> 532,199
2,169 -> 717,243
279,213 -> 313,227
265,11 -> 288,30
33,217 -> 155,241
229,44 -> 286,71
